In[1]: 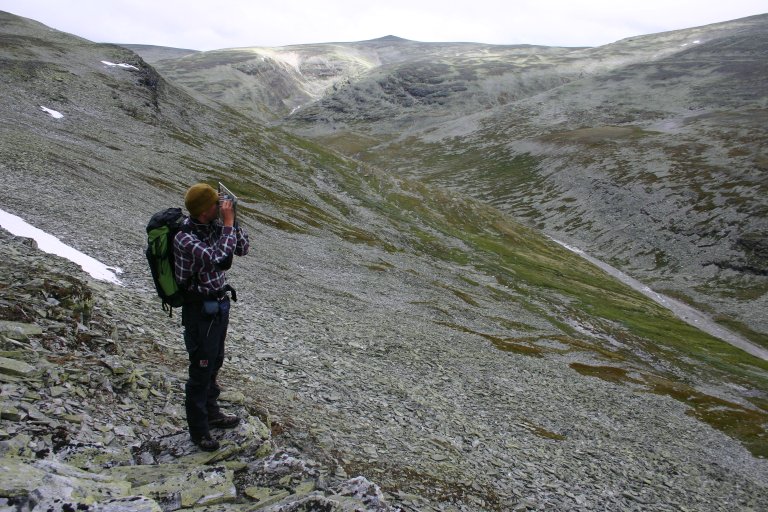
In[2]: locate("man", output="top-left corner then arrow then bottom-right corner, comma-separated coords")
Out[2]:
174,183 -> 250,451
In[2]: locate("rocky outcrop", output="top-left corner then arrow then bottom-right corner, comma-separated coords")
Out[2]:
0,229 -> 398,511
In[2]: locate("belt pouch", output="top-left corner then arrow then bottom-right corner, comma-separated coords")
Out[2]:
202,299 -> 220,316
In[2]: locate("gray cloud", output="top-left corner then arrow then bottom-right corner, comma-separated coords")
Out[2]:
3,0 -> 766,50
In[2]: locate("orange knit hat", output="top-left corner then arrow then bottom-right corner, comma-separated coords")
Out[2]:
184,183 -> 218,218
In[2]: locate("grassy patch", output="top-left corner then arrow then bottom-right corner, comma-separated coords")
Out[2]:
570,362 -> 641,385
645,374 -> 768,458
539,126 -> 656,145
570,363 -> 768,458
437,322 -> 545,357
518,419 -> 567,441
140,175 -> 178,193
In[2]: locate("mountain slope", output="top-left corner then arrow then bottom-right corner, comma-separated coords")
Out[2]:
1,11 -> 768,510
120,43 -> 199,63
135,39 -> 384,122
278,14 -> 768,342
138,36 -> 583,124
141,17 -> 768,342
403,16 -> 768,340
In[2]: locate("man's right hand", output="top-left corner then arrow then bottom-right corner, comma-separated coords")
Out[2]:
220,199 -> 235,227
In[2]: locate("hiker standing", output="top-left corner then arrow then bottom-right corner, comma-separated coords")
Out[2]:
174,183 -> 249,451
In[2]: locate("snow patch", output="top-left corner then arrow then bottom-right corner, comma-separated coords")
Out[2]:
0,209 -> 123,285
101,60 -> 140,71
40,106 -> 63,119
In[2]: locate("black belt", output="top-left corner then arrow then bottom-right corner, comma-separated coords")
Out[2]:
186,284 -> 237,303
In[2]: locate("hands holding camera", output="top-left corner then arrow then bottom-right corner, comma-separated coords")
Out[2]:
217,183 -> 239,228
219,196 -> 235,227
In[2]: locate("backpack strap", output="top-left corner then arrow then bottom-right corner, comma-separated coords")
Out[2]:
163,221 -> 195,318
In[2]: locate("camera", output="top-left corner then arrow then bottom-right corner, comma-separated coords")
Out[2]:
218,182 -> 238,223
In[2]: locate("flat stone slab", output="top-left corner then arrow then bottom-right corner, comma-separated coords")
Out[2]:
0,320 -> 43,340
0,356 -> 36,378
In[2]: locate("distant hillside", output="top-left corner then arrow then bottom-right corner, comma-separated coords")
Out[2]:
121,43 -> 199,63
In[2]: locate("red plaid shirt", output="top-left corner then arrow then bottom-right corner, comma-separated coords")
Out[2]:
173,217 -> 249,297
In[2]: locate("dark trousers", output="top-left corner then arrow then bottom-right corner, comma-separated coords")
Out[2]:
181,297 -> 230,440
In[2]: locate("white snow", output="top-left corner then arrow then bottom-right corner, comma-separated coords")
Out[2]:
0,208 -> 123,285
40,106 -> 63,119
101,60 -> 140,71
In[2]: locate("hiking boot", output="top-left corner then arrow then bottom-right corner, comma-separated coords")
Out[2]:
192,434 -> 220,452
209,413 -> 240,429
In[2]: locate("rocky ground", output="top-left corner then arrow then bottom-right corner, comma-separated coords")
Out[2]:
2,221 -> 767,511
0,229 -> 398,511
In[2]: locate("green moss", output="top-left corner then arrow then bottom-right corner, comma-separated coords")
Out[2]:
337,227 -> 397,251
645,375 -> 768,459
437,322 -> 545,357
570,363 -> 641,385
141,175 -> 178,193
169,129 -> 205,148
244,209 -> 308,234
489,338 -> 544,356
519,419 -> 567,441
570,362 -> 768,457
432,283 -> 480,307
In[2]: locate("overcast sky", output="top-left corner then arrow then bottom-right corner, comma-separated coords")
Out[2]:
3,0 -> 766,50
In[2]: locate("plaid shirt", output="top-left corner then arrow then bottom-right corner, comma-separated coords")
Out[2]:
173,217 -> 249,297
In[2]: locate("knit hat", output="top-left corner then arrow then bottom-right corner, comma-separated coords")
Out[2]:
184,183 -> 218,218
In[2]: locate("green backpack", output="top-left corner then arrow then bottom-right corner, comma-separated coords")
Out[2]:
145,207 -> 190,316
